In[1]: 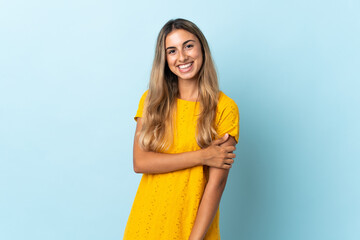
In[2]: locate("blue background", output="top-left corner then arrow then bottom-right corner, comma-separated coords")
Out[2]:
1,0 -> 359,239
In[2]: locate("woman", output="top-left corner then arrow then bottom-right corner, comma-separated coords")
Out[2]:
123,18 -> 239,240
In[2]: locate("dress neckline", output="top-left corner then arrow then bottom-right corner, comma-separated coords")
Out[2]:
176,97 -> 199,103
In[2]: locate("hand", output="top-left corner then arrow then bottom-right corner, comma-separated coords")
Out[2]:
201,133 -> 236,169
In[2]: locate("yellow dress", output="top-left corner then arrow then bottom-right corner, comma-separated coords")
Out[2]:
123,90 -> 239,240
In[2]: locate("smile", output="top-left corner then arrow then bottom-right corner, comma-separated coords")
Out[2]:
177,62 -> 193,73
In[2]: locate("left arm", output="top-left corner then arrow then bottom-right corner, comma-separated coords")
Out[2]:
188,135 -> 237,240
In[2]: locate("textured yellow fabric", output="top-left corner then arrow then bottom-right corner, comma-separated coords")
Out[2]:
123,90 -> 239,240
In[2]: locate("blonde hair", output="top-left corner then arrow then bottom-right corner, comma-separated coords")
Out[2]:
138,18 -> 219,152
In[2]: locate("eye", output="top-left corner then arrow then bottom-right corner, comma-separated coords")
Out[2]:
185,44 -> 194,49
167,49 -> 176,55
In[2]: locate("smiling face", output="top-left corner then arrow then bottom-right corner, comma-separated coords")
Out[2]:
165,29 -> 203,82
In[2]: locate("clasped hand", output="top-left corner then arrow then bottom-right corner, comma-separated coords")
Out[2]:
201,133 -> 236,169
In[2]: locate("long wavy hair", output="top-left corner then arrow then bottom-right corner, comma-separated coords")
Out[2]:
138,18 -> 219,152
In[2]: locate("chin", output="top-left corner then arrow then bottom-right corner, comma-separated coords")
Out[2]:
177,70 -> 199,80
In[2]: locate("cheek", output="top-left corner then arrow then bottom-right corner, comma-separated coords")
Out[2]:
166,60 -> 177,75
195,51 -> 203,65
192,47 -> 203,62
166,56 -> 176,68
199,53 -> 203,64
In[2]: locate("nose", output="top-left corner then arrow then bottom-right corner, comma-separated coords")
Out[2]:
178,49 -> 188,62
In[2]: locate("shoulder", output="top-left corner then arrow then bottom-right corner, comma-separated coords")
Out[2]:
134,89 -> 149,121
215,91 -> 240,142
140,89 -> 149,99
136,89 -> 149,110
215,91 -> 239,122
137,89 -> 149,104
218,91 -> 238,110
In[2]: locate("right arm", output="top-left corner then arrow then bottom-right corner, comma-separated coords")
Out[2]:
133,118 -> 236,174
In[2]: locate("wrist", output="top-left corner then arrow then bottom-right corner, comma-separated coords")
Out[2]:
196,149 -> 206,166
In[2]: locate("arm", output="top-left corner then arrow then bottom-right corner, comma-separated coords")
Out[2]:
133,118 -> 235,174
188,135 -> 237,240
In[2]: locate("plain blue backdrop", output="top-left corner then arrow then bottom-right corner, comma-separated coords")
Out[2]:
0,0 -> 359,239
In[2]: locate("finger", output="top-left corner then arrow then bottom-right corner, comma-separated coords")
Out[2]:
213,133 -> 229,145
211,133 -> 228,145
227,153 -> 236,159
225,158 -> 234,165
221,164 -> 231,169
224,145 -> 236,152
224,164 -> 232,169
215,162 -> 231,169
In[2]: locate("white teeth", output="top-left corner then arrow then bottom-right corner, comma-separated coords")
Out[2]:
178,63 -> 192,69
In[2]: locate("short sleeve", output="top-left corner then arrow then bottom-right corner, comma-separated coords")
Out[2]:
215,92 -> 240,143
134,90 -> 148,122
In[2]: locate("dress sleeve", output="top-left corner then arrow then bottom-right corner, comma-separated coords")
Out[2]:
215,95 -> 240,143
134,90 -> 149,122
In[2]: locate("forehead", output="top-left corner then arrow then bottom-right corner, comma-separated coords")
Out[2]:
165,29 -> 198,48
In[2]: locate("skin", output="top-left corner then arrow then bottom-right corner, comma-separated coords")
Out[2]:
133,29 -> 237,240
133,119 -> 236,174
188,136 -> 236,240
165,29 -> 203,101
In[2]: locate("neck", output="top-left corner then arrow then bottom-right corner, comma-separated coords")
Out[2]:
177,77 -> 199,101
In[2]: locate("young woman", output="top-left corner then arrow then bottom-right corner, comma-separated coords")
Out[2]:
123,18 -> 239,240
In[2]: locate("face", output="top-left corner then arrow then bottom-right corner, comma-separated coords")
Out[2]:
165,29 -> 203,82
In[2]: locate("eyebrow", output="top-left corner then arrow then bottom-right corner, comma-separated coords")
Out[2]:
165,39 -> 196,51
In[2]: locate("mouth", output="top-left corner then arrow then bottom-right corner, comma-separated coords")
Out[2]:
177,62 -> 193,73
